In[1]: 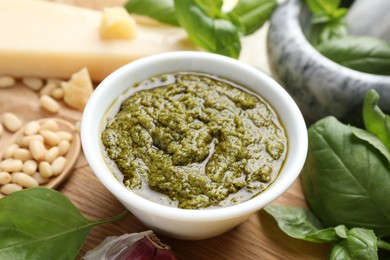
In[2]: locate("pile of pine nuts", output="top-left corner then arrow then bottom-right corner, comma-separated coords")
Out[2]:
0,75 -> 64,114
0,118 -> 74,197
0,68 -> 93,112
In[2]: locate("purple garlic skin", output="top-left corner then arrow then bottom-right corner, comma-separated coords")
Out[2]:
83,230 -> 177,260
118,233 -> 177,260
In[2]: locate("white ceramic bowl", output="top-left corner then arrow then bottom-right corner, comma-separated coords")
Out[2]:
81,51 -> 307,240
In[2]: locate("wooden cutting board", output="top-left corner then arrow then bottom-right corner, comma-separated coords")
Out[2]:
0,1 -> 329,259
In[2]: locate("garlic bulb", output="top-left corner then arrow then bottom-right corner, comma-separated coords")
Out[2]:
83,230 -> 177,260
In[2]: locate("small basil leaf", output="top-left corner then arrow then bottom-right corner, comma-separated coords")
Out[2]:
311,12 -> 334,24
334,225 -> 348,239
352,127 -> 390,164
229,0 -> 277,35
363,89 -> 390,150
307,18 -> 347,46
0,188 -> 127,259
330,228 -> 378,260
311,8 -> 347,24
174,0 -> 241,58
305,0 -> 341,15
194,0 -> 223,18
331,8 -> 348,19
264,205 -> 342,243
302,116 -> 390,237
331,243 -> 349,260
316,36 -> 390,75
124,0 -> 179,26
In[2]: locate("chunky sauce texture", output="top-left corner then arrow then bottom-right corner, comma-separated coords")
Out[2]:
102,72 -> 287,209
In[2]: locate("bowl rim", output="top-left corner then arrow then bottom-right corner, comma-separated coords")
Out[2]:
81,51 -> 308,222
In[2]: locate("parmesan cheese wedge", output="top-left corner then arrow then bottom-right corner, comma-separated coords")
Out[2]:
0,0 -> 195,82
100,7 -> 137,40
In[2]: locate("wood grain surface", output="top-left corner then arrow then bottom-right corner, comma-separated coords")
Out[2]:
0,1 -> 330,259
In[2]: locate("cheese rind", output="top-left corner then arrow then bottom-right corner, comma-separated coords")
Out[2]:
0,0 -> 194,81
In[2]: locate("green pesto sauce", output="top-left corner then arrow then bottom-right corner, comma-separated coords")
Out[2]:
101,72 -> 287,209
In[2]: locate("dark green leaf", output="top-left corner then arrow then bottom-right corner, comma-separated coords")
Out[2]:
0,188 -> 128,259
174,0 -> 241,58
229,0 -> 277,35
363,89 -> 390,150
124,0 -> 179,26
316,36 -> 390,75
302,116 -> 390,237
330,228 -> 378,260
264,205 -> 343,243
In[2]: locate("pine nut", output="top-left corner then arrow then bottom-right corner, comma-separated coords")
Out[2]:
47,78 -> 62,87
1,183 -> 22,195
58,140 -> 70,156
45,147 -> 59,163
40,119 -> 59,131
39,82 -> 57,96
22,77 -> 44,91
0,76 -> 16,88
2,112 -> 22,132
24,121 -> 40,136
12,172 -> 39,188
2,144 -> 19,159
40,95 -> 60,114
0,172 -> 11,185
15,135 -> 24,147
22,160 -> 38,175
57,131 -> 73,142
22,135 -> 44,148
12,148 -> 32,162
39,161 -> 53,178
52,156 -> 66,176
29,140 -> 46,161
0,159 -> 23,172
40,129 -> 60,146
51,88 -> 64,100
33,172 -> 49,185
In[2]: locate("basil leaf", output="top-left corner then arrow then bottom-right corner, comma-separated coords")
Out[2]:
0,188 -> 127,259
229,0 -> 277,35
194,0 -> 223,17
264,205 -> 343,243
305,0 -> 341,14
316,36 -> 390,75
352,127 -> 390,164
304,0 -> 348,46
302,116 -> 390,237
265,205 -> 381,259
124,0 -> 179,26
311,8 -> 347,24
174,0 -> 241,58
363,89 -> 390,150
307,18 -> 347,46
330,228 -> 378,260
